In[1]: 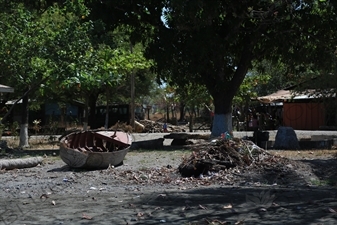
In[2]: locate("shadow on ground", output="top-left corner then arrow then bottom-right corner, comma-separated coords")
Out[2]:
130,186 -> 337,225
5,186 -> 336,225
300,158 -> 337,186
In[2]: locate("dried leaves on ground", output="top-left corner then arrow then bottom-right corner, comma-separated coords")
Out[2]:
101,137 -> 318,187
2,136 -> 335,187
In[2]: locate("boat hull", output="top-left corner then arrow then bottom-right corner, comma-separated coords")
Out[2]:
59,130 -> 132,169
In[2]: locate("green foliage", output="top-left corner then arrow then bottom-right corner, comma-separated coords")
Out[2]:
242,59 -> 297,99
0,3 -> 52,90
173,83 -> 212,111
234,73 -> 271,106
10,121 -> 19,137
0,0 -> 157,140
3,0 -> 337,135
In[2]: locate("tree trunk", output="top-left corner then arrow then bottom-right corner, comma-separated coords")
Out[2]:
105,103 -> 110,129
179,102 -> 185,121
205,38 -> 255,137
1,77 -> 49,124
130,72 -> 135,129
192,106 -> 196,118
19,94 -> 29,148
104,87 -> 110,129
87,93 -> 99,129
166,104 -> 169,122
189,115 -> 193,132
212,113 -> 232,137
60,107 -> 65,127
211,92 -> 233,137
83,98 -> 89,131
130,43 -> 135,129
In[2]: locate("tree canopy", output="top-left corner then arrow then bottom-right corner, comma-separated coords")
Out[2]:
0,0 -> 155,146
94,0 -> 337,136
2,0 -> 337,138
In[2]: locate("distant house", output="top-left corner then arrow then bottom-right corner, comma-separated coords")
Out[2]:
43,101 -> 84,126
257,89 -> 334,130
0,84 -> 14,93
5,100 -> 84,128
89,103 -> 145,129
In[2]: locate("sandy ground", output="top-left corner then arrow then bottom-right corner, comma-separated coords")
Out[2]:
1,130 -> 337,225
1,149 -> 337,225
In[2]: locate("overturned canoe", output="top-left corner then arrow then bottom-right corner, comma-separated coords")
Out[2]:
59,130 -> 132,169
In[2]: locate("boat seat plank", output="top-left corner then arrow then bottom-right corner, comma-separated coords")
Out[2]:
77,147 -> 87,152
84,146 -> 93,152
93,132 -> 129,148
93,146 -> 105,152
70,133 -> 82,148
86,132 -> 94,146
95,138 -> 107,152
70,132 -> 80,148
78,132 -> 87,147
106,142 -> 116,152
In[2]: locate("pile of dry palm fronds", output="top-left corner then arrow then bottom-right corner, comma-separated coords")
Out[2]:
178,138 -> 281,177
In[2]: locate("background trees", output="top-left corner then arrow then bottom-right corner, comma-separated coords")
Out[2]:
0,0 -> 154,146
155,1 -> 337,136
0,2 -> 58,146
1,0 -> 337,141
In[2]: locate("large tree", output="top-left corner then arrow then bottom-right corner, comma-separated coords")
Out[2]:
1,0 -> 154,144
149,0 -> 337,136
73,0 -> 337,136
0,0 -> 99,146
0,2 -> 57,146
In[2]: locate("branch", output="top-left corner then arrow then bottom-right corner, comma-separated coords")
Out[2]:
228,37 -> 257,97
1,76 -> 49,124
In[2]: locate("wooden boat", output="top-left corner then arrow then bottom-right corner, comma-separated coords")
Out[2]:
59,130 -> 132,169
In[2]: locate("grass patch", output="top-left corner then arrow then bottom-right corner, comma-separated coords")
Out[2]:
269,150 -> 337,160
124,149 -> 192,168
127,149 -> 192,157
310,178 -> 337,186
2,135 -> 59,150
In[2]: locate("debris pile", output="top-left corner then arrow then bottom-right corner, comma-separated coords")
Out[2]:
138,119 -> 188,133
110,122 -> 133,133
178,138 -> 284,177
62,120 -> 188,135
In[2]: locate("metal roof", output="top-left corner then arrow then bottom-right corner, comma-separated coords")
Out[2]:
257,89 -> 317,103
0,84 -> 14,93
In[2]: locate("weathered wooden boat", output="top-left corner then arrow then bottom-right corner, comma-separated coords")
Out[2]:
59,130 -> 132,169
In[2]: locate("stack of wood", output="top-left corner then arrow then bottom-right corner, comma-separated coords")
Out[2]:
178,138 -> 274,177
